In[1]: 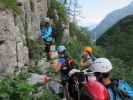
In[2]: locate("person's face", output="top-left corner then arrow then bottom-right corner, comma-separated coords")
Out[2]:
58,51 -> 65,56
102,78 -> 111,86
45,22 -> 49,26
83,51 -> 89,56
102,72 -> 112,86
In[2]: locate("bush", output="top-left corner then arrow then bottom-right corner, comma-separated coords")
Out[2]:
0,72 -> 60,100
28,39 -> 45,64
0,73 -> 35,100
39,89 -> 59,100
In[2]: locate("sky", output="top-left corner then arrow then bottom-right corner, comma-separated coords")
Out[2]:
77,0 -> 132,29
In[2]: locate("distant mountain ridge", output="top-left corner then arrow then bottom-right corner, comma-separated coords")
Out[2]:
90,1 -> 133,41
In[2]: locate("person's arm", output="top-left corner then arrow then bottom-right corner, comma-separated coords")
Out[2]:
54,63 -> 62,72
40,28 -> 45,38
80,59 -> 84,67
51,59 -> 65,72
51,60 -> 62,72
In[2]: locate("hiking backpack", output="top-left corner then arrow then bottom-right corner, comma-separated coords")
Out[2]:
108,79 -> 133,100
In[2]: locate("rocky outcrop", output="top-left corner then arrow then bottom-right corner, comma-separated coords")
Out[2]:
0,0 -> 48,73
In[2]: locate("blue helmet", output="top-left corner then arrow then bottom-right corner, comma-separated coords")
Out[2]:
57,45 -> 66,53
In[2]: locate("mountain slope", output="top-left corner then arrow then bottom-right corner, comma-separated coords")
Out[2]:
91,1 -> 133,41
97,15 -> 133,67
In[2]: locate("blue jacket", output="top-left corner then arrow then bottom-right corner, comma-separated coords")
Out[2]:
41,26 -> 53,43
108,80 -> 133,100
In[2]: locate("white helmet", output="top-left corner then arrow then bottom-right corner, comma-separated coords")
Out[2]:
90,58 -> 112,73
45,17 -> 50,22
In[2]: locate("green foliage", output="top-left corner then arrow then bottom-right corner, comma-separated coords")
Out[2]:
66,23 -> 98,66
0,73 -> 35,100
93,45 -> 106,57
97,16 -> 133,66
39,89 -> 59,100
110,58 -> 127,79
0,0 -> 20,14
65,23 -> 107,67
54,21 -> 64,45
47,1 -> 95,65
66,37 -> 81,65
109,57 -> 133,85
97,15 -> 133,85
28,39 -> 45,64
0,72 -> 60,100
48,0 -> 68,23
28,65 -> 44,74
47,0 -> 69,45
69,23 -> 80,36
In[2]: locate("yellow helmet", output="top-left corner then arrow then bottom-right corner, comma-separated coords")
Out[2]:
84,47 -> 93,54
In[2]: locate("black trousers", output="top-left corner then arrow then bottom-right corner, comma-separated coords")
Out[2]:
43,39 -> 52,60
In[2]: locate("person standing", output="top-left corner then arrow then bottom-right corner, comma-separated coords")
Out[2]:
40,17 -> 54,60
80,47 -> 96,70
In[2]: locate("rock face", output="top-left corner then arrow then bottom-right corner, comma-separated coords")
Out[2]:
91,1 -> 133,41
16,0 -> 48,39
0,10 -> 28,73
0,0 -> 48,73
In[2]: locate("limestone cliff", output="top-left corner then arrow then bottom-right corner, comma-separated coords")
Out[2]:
0,0 -> 48,73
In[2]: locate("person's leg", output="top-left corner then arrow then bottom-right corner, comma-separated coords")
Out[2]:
45,44 -> 49,53
47,42 -> 53,60
44,43 -> 50,60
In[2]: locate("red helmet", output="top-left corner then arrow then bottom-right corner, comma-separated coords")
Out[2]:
84,80 -> 109,100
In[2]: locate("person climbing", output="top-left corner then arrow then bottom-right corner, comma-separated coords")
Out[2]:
80,47 -> 96,70
51,45 -> 75,99
90,58 -> 133,100
51,45 -> 72,82
56,45 -> 74,82
40,17 -> 55,60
